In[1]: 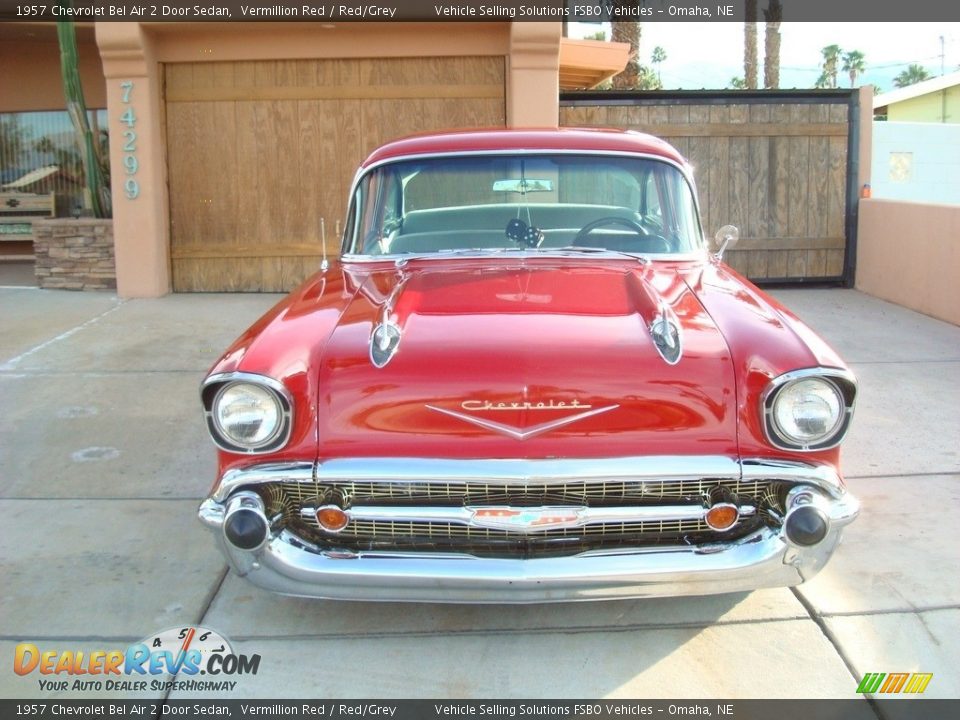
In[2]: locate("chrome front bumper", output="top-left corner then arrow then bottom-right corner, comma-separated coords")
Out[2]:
198,456 -> 860,603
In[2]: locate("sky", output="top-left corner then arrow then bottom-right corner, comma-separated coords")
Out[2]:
570,22 -> 960,92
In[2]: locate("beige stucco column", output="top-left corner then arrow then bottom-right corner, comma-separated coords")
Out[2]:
507,23 -> 561,128
96,22 -> 170,298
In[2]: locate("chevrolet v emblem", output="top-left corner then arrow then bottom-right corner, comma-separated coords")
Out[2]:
424,402 -> 618,440
469,506 -> 587,532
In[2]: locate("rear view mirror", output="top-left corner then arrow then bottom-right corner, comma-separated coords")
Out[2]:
492,178 -> 554,194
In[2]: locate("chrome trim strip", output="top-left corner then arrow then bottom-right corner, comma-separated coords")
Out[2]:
201,372 -> 295,455
424,403 -> 619,441
313,455 -> 741,485
759,368 -> 858,452
740,457 -> 843,496
209,457 -> 848,501
299,503 -> 757,531
211,461 -> 314,503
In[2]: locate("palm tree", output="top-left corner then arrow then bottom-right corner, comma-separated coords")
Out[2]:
842,50 -> 866,87
820,45 -> 842,88
730,77 -> 748,89
611,14 -> 641,88
637,65 -> 661,90
763,1 -> 782,89
744,0 -> 758,89
651,46 -> 667,86
893,64 -> 932,88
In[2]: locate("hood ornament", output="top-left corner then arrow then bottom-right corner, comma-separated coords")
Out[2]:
369,271 -> 407,369
650,303 -> 682,365
370,314 -> 401,368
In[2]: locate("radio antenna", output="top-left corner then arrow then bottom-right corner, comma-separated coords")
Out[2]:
320,217 -> 329,272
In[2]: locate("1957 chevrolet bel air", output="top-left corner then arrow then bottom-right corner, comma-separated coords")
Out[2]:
198,129 -> 859,602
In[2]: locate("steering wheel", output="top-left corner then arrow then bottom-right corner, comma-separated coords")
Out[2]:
574,217 -> 673,253
574,217 -> 648,245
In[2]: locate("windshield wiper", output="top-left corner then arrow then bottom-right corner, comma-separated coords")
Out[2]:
547,246 -> 650,264
391,247 -> 515,265
434,247 -> 512,256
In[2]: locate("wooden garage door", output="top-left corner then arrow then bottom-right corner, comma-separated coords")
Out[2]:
165,58 -> 505,292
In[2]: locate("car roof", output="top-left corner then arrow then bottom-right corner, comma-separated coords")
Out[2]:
360,128 -> 687,168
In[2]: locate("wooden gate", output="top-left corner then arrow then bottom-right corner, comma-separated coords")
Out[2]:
165,57 -> 505,292
561,90 -> 861,284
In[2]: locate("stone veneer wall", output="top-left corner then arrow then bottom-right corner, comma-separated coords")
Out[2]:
32,219 -> 116,290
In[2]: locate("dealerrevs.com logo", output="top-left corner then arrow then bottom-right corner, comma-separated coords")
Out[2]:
13,626 -> 260,693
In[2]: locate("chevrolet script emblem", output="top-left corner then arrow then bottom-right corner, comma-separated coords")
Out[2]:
469,507 -> 587,533
425,399 -> 618,440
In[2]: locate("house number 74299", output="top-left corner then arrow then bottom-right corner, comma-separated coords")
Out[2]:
119,81 -> 139,200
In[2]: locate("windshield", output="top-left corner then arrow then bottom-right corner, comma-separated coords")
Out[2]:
343,154 -> 703,258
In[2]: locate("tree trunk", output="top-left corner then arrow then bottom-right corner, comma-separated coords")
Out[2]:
763,1 -> 782,89
744,0 -> 758,89
611,20 -> 641,89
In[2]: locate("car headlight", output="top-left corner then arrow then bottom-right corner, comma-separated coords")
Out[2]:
202,375 -> 293,453
762,370 -> 856,451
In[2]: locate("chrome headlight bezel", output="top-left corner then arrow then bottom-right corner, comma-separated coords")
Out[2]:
761,368 -> 857,451
201,373 -> 293,454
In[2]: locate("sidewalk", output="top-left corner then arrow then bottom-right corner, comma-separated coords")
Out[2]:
0,286 -> 957,699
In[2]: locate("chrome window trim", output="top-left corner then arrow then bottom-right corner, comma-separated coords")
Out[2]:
342,149 -> 706,257
201,372 -> 295,454
759,368 -> 858,452
340,249 -> 709,265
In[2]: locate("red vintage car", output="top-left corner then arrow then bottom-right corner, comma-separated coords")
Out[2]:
198,129 -> 859,602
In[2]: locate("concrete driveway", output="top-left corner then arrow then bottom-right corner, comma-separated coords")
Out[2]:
1,285 -> 957,700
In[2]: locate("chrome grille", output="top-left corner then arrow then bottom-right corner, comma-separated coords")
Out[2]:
315,518 -> 710,539
267,477 -> 770,509
256,475 -> 785,558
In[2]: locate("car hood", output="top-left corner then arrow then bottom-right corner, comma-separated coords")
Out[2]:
315,259 -> 738,458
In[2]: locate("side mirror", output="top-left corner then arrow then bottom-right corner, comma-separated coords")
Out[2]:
712,225 -> 739,262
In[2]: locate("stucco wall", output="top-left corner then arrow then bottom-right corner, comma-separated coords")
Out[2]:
0,36 -> 106,112
870,121 -> 960,205
856,198 -> 960,326
887,85 -> 959,123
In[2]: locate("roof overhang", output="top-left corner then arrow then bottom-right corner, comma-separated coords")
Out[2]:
873,69 -> 960,110
559,38 -> 630,91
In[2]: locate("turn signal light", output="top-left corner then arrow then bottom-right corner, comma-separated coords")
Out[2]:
316,505 -> 349,533
705,503 -> 739,532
